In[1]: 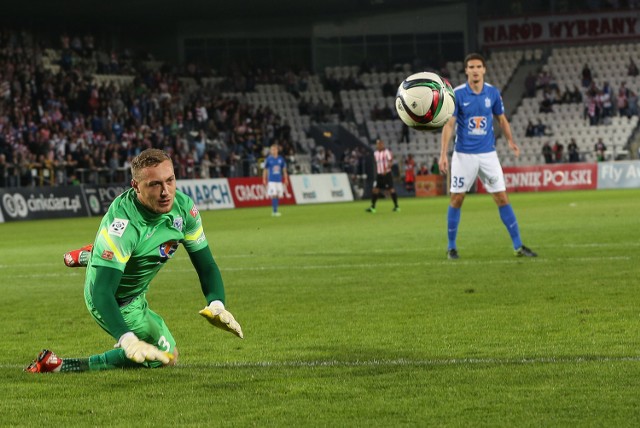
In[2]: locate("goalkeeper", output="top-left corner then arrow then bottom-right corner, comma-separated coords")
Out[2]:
26,149 -> 243,373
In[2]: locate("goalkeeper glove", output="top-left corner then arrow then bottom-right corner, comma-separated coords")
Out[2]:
199,300 -> 244,339
116,332 -> 173,364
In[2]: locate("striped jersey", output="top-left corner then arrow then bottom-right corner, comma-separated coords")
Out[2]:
84,188 -> 208,303
452,82 -> 505,154
374,149 -> 393,174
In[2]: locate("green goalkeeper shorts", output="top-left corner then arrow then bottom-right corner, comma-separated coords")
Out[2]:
85,290 -> 176,368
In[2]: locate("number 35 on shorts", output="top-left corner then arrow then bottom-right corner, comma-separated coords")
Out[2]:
452,176 -> 465,189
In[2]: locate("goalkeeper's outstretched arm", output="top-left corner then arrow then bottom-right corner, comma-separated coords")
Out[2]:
188,246 -> 243,339
188,246 -> 225,304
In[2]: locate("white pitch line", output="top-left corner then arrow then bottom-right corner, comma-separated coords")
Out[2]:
219,247 -> 418,258
3,272 -> 83,279
0,255 -> 632,277
214,243 -> 640,259
0,241 -> 638,269
4,355 -> 640,371
560,242 -> 640,248
173,256 -> 631,273
0,263 -> 68,269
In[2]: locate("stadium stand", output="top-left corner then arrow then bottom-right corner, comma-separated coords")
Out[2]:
506,42 -> 640,166
0,29 -> 313,185
2,25 -> 639,188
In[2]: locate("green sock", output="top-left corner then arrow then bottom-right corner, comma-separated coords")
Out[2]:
87,349 -> 139,371
60,358 -> 90,372
79,250 -> 91,266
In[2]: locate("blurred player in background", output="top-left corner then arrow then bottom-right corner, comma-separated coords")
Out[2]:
439,53 -> 537,260
26,149 -> 243,373
263,143 -> 289,217
366,139 -> 400,213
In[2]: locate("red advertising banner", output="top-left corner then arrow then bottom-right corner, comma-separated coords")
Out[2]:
477,163 -> 598,193
228,177 -> 296,208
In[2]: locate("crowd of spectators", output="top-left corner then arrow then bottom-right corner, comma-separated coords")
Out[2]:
2,28 -> 406,189
2,24 -> 458,189
0,29 -> 308,188
298,96 -> 345,123
524,58 -> 640,153
4,26 -> 640,189
525,68 -> 585,114
525,119 -> 548,137
542,136 -> 608,164
525,59 -> 640,122
530,61 -> 638,163
581,76 -> 639,126
578,62 -> 639,123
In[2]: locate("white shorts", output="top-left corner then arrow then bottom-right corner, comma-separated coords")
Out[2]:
267,182 -> 284,198
450,151 -> 506,193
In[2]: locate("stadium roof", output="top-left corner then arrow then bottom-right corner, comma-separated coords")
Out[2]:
4,0 -> 462,24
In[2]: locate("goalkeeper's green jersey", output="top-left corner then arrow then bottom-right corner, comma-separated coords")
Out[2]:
84,188 -> 208,304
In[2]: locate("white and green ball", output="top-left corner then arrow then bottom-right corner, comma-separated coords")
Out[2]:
395,71 -> 455,130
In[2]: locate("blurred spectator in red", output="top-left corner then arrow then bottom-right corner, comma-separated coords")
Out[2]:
403,154 -> 415,192
553,141 -> 564,163
617,82 -> 630,116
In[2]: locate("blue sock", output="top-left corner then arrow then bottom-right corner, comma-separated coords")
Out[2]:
499,204 -> 523,250
447,206 -> 461,250
272,198 -> 279,213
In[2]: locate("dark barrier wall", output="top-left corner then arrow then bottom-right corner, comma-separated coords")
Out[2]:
1,164 -> 637,224
0,186 -> 89,222
83,185 -> 130,216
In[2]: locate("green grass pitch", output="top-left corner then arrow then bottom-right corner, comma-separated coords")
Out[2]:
1,189 -> 639,426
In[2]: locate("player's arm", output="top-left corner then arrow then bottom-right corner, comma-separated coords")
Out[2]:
188,246 -> 225,304
279,154 -> 289,185
189,246 -> 244,339
91,266 -> 171,364
91,266 -> 129,339
262,161 -> 268,185
496,114 -> 520,157
439,115 -> 456,174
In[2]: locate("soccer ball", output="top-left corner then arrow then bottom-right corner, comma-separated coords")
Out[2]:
395,72 -> 455,130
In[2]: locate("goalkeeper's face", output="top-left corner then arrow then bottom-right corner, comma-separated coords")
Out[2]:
132,160 -> 176,214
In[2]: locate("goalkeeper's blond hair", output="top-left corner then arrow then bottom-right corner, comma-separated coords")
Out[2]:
131,149 -> 172,181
